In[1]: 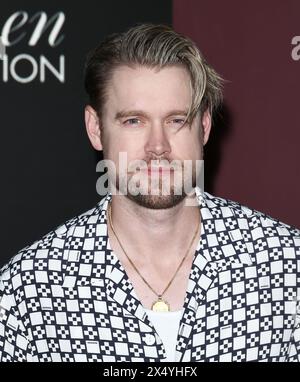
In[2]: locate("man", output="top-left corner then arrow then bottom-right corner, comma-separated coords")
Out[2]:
0,23 -> 299,362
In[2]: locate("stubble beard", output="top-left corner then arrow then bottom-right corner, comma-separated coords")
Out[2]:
114,169 -> 197,210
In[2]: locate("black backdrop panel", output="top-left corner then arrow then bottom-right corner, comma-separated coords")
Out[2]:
0,1 -> 172,266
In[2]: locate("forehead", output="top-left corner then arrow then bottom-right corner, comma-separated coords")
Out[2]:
105,65 -> 192,115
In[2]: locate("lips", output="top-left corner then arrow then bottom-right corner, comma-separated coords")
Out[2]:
148,167 -> 173,171
141,167 -> 175,174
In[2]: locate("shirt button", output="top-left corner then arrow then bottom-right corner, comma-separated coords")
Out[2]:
145,334 -> 155,345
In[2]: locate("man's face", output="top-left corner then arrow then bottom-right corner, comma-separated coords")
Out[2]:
86,64 -> 211,209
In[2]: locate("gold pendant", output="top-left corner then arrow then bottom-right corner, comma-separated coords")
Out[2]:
151,296 -> 170,312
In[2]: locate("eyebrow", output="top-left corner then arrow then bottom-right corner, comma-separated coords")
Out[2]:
114,109 -> 189,120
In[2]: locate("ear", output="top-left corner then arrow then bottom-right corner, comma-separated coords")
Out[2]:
85,105 -> 103,151
201,108 -> 212,146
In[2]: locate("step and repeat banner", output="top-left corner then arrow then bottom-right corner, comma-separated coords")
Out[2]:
0,1 -> 172,265
1,0 -> 299,266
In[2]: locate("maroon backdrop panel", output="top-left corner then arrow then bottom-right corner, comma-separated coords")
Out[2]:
173,0 -> 300,228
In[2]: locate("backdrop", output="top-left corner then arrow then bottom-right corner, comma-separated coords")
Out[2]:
0,0 -> 299,266
0,0 -> 172,266
174,0 -> 300,229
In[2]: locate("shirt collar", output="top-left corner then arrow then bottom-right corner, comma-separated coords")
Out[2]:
61,187 -> 253,323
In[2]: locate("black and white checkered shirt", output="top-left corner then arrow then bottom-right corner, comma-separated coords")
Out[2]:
1,188 -> 300,362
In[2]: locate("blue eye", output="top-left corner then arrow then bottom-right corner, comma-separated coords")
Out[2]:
123,118 -> 140,126
173,119 -> 185,124
168,118 -> 186,127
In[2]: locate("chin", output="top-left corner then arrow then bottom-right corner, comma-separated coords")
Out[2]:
126,192 -> 187,210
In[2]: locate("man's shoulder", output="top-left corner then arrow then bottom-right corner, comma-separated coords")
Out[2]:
203,191 -> 300,239
0,195 -> 109,281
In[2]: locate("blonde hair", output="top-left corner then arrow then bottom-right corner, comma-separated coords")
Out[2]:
84,23 -> 224,124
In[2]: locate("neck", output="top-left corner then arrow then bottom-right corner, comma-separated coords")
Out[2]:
107,193 -> 201,265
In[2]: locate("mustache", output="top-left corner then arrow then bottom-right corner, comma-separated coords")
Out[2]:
127,158 -> 183,172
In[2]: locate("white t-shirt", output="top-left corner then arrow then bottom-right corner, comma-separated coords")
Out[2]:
145,309 -> 183,362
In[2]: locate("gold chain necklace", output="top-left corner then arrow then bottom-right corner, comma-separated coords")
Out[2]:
107,201 -> 200,312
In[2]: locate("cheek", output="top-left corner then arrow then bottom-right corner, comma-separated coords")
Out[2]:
194,139 -> 204,159
173,134 -> 203,160
105,137 -> 144,166
192,129 -> 204,158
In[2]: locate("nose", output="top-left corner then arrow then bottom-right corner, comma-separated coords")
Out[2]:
144,122 -> 171,158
